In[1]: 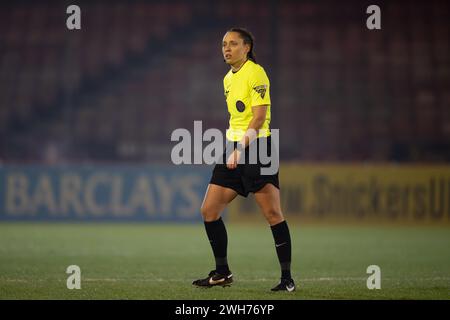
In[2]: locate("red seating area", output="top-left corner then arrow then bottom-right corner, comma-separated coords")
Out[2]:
276,0 -> 449,161
1,0 -> 448,163
0,1 -> 193,135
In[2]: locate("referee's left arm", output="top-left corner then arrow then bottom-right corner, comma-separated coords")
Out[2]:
227,106 -> 267,170
238,105 -> 268,149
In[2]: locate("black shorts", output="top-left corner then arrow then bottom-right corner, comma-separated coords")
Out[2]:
209,136 -> 280,197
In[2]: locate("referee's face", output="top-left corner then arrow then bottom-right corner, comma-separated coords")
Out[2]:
222,32 -> 250,67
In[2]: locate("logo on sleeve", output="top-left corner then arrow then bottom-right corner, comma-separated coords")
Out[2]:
253,85 -> 267,99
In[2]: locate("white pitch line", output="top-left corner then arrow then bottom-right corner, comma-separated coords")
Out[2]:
2,277 -> 450,283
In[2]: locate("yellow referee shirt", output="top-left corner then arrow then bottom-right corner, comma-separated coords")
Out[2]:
223,60 -> 271,142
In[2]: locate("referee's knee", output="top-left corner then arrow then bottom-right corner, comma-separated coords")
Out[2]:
263,209 -> 284,226
200,205 -> 221,222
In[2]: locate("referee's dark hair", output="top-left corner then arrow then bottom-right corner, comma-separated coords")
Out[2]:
228,27 -> 257,63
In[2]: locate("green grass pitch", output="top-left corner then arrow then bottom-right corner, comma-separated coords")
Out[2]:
0,223 -> 449,299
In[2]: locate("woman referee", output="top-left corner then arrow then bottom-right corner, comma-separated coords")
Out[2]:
192,28 -> 295,292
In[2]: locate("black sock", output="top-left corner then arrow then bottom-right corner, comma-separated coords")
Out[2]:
204,217 -> 229,274
270,220 -> 292,280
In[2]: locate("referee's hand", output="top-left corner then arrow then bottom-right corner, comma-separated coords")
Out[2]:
226,150 -> 241,170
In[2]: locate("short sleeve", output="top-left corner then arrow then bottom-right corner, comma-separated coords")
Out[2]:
249,66 -> 271,107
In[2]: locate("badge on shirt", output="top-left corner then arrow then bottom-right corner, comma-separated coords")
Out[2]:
236,100 -> 245,112
253,85 -> 267,99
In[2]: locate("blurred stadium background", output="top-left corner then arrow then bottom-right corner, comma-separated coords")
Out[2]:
0,0 -> 449,299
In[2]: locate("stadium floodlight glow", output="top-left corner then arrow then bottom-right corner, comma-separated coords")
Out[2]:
170,121 -> 279,175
